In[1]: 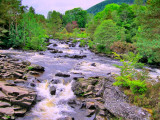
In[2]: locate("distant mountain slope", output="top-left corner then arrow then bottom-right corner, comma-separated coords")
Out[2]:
87,0 -> 141,15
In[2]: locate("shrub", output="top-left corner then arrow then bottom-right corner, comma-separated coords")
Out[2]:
129,80 -> 147,94
113,52 -> 148,94
110,41 -> 136,54
80,39 -> 87,47
96,44 -> 106,53
88,40 -> 94,49
72,39 -> 78,43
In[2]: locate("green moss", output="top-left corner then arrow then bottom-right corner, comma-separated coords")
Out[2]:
27,66 -> 34,70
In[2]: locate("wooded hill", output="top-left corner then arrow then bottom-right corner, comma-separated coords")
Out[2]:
87,0 -> 146,15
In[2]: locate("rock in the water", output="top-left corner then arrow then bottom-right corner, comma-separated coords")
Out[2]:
30,82 -> 36,87
47,47 -> 54,50
50,86 -> 56,95
28,64 -> 45,71
53,43 -> 58,47
71,81 -> 83,96
55,72 -> 70,77
64,55 -> 86,59
39,52 -> 45,55
50,79 -> 61,84
29,71 -> 40,75
69,43 -> 76,47
50,49 -> 63,53
91,63 -> 96,67
57,116 -> 74,120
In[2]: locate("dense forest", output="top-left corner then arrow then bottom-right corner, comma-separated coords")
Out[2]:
87,0 -> 136,15
0,0 -> 160,119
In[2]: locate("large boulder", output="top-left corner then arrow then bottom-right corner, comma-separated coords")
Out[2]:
72,76 -> 151,120
103,77 -> 150,120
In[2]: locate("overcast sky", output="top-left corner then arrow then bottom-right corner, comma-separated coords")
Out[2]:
22,0 -> 104,17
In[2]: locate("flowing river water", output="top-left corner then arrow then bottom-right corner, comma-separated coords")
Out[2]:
1,39 -> 160,120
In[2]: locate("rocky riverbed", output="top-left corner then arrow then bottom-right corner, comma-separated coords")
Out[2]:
0,54 -> 45,119
0,39 -> 159,120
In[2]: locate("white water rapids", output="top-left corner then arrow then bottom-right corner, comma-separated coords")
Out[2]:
32,80 -> 75,120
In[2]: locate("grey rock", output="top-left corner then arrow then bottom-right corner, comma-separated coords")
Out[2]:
0,101 -> 11,107
57,116 -> 74,120
86,109 -> 95,117
55,72 -> 70,77
50,86 -> 56,95
91,63 -> 96,67
28,64 -> 45,71
0,81 -> 36,116
86,102 -> 96,109
53,43 -> 58,47
22,61 -> 31,66
103,76 -> 151,120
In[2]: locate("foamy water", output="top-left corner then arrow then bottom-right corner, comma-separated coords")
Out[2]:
32,80 -> 75,120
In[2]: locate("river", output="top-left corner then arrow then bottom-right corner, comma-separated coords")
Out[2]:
1,39 -> 159,120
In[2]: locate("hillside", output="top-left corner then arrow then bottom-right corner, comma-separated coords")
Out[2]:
87,0 -> 137,15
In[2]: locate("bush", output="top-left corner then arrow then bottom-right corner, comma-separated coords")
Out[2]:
129,80 -> 147,94
88,40 -> 94,49
113,52 -> 148,94
96,44 -> 106,53
80,39 -> 87,47
110,41 -> 136,54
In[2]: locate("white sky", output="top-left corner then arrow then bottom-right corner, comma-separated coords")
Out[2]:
22,0 -> 104,17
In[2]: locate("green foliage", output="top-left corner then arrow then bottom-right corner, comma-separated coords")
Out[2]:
72,39 -> 78,43
63,8 -> 87,28
79,39 -> 87,47
9,12 -> 47,50
88,40 -> 94,49
47,10 -> 62,35
77,32 -> 87,38
94,20 -> 119,49
135,0 -> 160,64
129,80 -> 147,94
113,52 -> 148,94
27,66 -> 34,70
96,44 -> 106,53
87,0 -> 139,15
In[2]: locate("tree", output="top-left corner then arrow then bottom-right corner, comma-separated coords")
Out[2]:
47,10 -> 62,35
29,6 -> 35,14
136,0 -> 160,63
63,8 -> 87,28
93,20 -> 119,50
